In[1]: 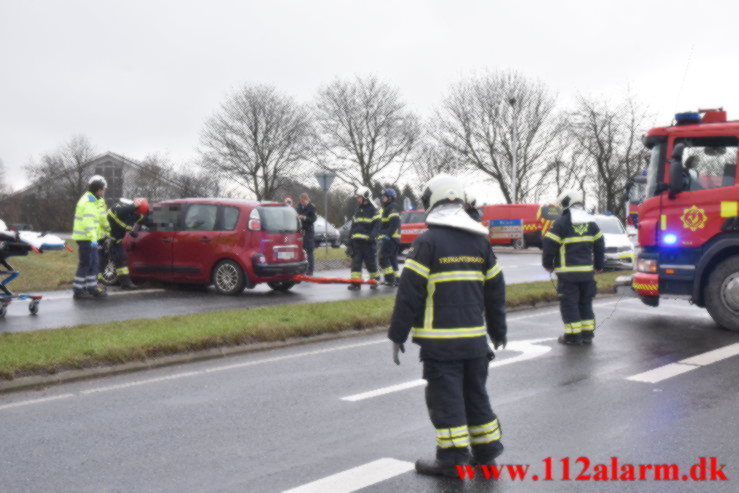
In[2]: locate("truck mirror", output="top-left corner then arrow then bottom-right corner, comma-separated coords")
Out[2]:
668,143 -> 686,199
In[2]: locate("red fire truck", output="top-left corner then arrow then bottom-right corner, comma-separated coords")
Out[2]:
477,204 -> 560,249
631,108 -> 739,331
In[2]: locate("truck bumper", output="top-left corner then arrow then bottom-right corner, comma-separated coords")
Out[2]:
632,272 -> 660,306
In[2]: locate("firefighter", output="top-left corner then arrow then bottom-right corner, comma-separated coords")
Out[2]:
542,189 -> 605,345
378,188 -> 401,286
347,186 -> 381,290
100,197 -> 149,290
71,175 -> 107,299
388,174 -> 507,478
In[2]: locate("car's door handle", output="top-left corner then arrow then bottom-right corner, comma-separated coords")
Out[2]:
199,237 -> 212,243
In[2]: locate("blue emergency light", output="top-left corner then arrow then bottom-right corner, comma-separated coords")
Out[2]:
663,233 -> 678,245
675,112 -> 701,125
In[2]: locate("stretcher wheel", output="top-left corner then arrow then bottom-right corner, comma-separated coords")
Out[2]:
29,300 -> 39,315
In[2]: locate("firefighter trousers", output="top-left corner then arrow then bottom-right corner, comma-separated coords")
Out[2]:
423,356 -> 503,464
378,239 -> 399,281
350,240 -> 379,280
99,239 -> 129,279
557,278 -> 597,338
74,240 -> 99,292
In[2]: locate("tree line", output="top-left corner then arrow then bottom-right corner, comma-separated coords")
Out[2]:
2,70 -> 650,230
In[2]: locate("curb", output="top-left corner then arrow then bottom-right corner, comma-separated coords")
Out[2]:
0,294 -> 617,395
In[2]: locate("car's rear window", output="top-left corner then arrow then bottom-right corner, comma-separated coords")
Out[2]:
258,206 -> 299,233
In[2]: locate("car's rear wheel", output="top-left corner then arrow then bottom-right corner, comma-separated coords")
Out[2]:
705,256 -> 739,332
212,260 -> 246,295
100,259 -> 119,286
268,280 -> 296,292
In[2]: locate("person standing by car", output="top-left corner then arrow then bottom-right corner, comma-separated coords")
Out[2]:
378,188 -> 401,286
71,175 -> 107,299
100,198 -> 150,289
388,174 -> 507,477
297,193 -> 317,275
542,189 -> 605,345
347,186 -> 381,290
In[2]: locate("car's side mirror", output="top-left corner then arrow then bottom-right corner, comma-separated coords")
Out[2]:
668,143 -> 686,199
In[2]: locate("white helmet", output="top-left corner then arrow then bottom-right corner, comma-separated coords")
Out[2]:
421,174 -> 465,212
355,185 -> 372,201
557,189 -> 584,209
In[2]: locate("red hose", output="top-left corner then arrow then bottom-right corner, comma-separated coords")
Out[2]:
293,275 -> 378,285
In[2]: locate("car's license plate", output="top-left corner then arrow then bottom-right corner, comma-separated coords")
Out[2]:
276,251 -> 295,260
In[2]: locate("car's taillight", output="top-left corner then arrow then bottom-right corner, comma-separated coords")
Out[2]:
636,258 -> 658,273
248,209 -> 261,231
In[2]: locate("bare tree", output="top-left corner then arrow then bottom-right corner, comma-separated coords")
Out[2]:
21,135 -> 97,230
433,71 -> 561,203
411,140 -> 460,185
569,95 -> 649,216
314,76 -> 420,188
0,157 -> 8,197
201,84 -> 313,201
537,125 -> 590,201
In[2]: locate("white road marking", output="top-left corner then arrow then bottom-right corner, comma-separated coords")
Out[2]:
282,458 -> 414,493
626,342 -> 739,383
341,338 -> 555,402
0,393 -> 74,411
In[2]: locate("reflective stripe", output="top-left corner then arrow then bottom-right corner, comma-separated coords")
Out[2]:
564,322 -> 582,334
115,266 -> 130,275
370,271 -> 380,279
469,419 -> 499,435
428,270 -> 484,282
392,233 -> 401,238
555,265 -> 594,273
351,233 -> 370,240
485,263 -> 502,280
412,326 -> 487,339
544,232 -> 561,243
469,419 -> 501,444
350,272 -> 362,279
82,213 -> 96,218
352,217 -> 375,223
404,259 -> 429,278
562,236 -> 597,243
73,230 -> 87,236
580,319 -> 595,332
436,425 -> 470,448
377,235 -> 386,240
382,266 -> 394,274
593,231 -> 603,240
108,210 -> 133,231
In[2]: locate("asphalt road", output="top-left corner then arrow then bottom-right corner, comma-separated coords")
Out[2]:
0,251 -> 550,333
1,298 -> 737,492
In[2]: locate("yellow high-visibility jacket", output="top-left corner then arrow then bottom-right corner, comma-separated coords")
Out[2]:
71,192 -> 104,241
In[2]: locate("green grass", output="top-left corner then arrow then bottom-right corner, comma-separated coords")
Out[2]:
4,250 -> 77,292
0,271 -> 628,380
313,247 -> 348,261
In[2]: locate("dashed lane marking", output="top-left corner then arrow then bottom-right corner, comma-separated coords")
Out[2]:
282,458 -> 414,493
340,338 -> 555,402
0,393 -> 74,411
626,342 -> 739,383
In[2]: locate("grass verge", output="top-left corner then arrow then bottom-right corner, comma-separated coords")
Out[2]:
4,250 -> 76,292
0,271 -> 627,380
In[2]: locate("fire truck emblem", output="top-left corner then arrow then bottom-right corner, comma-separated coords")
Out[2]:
680,205 -> 707,231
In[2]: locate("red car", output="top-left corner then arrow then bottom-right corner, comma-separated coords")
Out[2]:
124,199 -> 307,294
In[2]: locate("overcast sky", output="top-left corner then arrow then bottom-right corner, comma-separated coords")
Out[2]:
1,0 -> 737,192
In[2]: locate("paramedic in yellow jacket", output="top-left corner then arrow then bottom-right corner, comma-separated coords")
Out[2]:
71,175 -> 108,299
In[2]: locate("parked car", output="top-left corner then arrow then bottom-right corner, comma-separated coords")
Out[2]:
123,199 -> 308,294
592,214 -> 634,270
313,216 -> 340,247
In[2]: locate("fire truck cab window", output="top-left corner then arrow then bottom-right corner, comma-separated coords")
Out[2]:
680,137 -> 738,191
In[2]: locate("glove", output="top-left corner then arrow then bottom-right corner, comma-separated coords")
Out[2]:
392,342 -> 405,365
493,335 -> 507,350
90,241 -> 98,248
345,245 -> 354,258
129,230 -> 138,238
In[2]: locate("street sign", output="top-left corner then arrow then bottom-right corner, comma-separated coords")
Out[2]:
314,172 -> 336,192
489,218 -> 523,239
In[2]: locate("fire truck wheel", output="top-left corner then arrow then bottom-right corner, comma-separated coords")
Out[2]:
705,256 -> 739,332
212,260 -> 246,295
513,239 -> 526,250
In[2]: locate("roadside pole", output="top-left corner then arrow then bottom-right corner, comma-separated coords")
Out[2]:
315,172 -> 337,254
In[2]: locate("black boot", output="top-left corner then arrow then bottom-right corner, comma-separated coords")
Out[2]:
369,280 -> 379,290
119,275 -> 138,290
558,334 -> 582,345
347,283 -> 361,291
88,284 -> 108,298
415,459 -> 462,479
581,332 -> 594,344
73,289 -> 90,300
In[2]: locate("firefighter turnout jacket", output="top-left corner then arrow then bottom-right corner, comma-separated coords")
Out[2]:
350,201 -> 381,242
72,192 -> 106,242
379,199 -> 401,241
389,205 -> 507,361
542,208 -> 606,282
106,199 -> 145,241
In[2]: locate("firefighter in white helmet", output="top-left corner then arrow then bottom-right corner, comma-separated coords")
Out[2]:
347,186 -> 381,290
388,174 -> 508,477
542,189 -> 606,344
